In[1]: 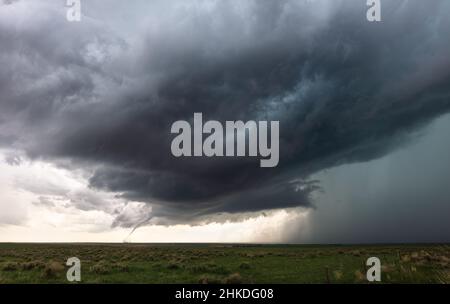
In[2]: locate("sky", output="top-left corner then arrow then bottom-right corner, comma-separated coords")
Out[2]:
0,0 -> 449,243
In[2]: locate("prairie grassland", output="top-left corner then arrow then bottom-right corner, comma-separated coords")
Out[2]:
0,243 -> 448,284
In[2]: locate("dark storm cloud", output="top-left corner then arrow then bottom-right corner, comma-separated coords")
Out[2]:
1,0 -> 450,224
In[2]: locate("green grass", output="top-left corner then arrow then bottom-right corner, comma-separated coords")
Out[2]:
0,243 -> 448,284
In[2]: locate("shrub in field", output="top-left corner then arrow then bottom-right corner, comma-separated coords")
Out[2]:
120,255 -> 131,262
152,262 -> 163,269
198,275 -> 222,284
114,263 -> 130,272
90,262 -> 110,275
21,261 -> 44,271
167,262 -> 181,270
224,273 -> 243,284
333,270 -> 343,280
401,255 -> 411,263
354,270 -> 365,282
352,250 -> 362,257
439,255 -> 449,264
210,265 -> 230,275
43,262 -> 65,278
239,262 -> 251,270
189,265 -> 209,273
381,264 -> 394,273
2,262 -> 19,271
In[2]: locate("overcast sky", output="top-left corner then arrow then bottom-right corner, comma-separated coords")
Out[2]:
0,0 -> 449,243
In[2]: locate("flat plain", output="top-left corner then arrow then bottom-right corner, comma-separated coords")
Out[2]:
0,243 -> 448,284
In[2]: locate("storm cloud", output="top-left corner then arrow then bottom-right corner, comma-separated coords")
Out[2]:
1,0 -> 450,227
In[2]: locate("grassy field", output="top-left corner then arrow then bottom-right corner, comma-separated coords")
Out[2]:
0,243 -> 448,284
